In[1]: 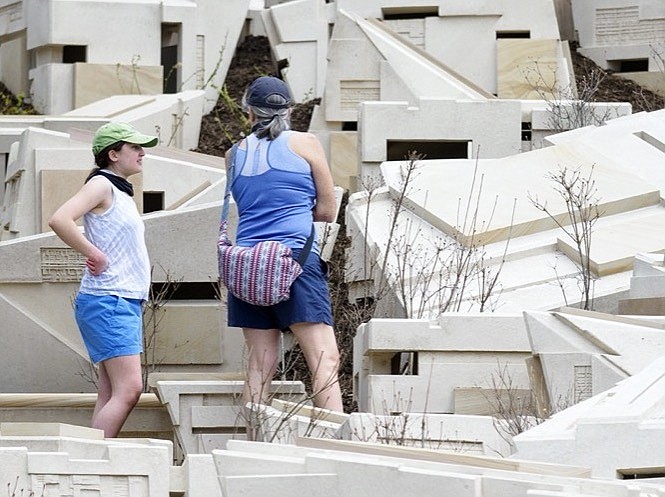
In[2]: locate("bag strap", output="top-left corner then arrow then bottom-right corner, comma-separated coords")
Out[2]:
221,142 -> 240,223
298,225 -> 316,266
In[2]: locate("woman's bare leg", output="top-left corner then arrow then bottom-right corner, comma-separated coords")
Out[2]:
92,362 -> 112,422
291,322 -> 343,412
242,328 -> 281,440
242,328 -> 281,406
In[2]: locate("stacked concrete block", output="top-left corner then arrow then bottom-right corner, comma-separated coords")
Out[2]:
629,252 -> 665,297
0,0 -> 251,115
527,99 -> 632,149
1,127 -> 89,241
261,0 -> 333,102
320,10 -> 521,188
0,427 -> 659,497
513,355 -> 665,480
379,141 -> 659,249
63,91 -> 206,151
524,308 -> 665,413
571,0 -> 665,75
321,9 -> 529,185
72,63 -> 163,109
0,423 -> 172,497
338,412 -> 514,457
249,402 -> 346,445
346,109 -> 665,316
0,394 -> 173,441
145,301 -> 226,367
208,438 -> 665,497
173,453 -> 224,497
359,97 -> 523,167
619,252 -> 665,315
353,315 -> 532,414
270,398 -> 350,425
305,0 -> 596,187
497,39 -> 570,100
0,96 -> 212,242
153,379 -> 307,455
334,0 -> 562,96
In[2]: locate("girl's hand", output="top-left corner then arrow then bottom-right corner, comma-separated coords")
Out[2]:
85,250 -> 108,276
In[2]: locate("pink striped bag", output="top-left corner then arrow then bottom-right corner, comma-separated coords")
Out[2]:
217,144 -> 313,306
217,228 -> 307,306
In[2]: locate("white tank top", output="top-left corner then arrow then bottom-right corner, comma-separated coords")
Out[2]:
79,178 -> 151,300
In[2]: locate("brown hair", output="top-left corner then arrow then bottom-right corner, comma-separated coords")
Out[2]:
93,141 -> 125,169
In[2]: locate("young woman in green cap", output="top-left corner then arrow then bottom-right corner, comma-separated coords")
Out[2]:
49,122 -> 158,437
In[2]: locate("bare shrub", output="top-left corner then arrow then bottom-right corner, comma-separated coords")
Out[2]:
522,60 -> 621,133
142,267 -> 183,391
528,166 -> 602,310
353,151 -> 514,318
236,349 -> 343,442
6,476 -> 43,497
483,362 -> 541,451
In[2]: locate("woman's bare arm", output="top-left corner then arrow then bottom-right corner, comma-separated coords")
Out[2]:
289,132 -> 337,223
48,178 -> 113,275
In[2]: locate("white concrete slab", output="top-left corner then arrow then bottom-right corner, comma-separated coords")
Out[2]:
513,355 -> 665,479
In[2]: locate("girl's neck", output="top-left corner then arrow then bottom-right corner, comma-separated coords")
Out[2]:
104,167 -> 127,179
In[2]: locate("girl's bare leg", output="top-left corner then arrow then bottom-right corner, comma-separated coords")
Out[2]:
91,355 -> 142,437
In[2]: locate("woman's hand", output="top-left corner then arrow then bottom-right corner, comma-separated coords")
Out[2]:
85,249 -> 108,276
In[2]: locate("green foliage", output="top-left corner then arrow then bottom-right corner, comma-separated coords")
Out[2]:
213,84 -> 251,143
0,85 -> 38,115
116,54 -> 142,94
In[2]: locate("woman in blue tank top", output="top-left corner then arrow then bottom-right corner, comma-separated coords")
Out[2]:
225,77 -> 344,427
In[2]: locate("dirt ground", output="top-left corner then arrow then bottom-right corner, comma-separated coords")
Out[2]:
194,36 -> 317,157
569,41 -> 664,112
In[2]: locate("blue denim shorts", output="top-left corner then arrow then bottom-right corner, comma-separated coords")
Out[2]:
227,249 -> 333,330
74,293 -> 144,364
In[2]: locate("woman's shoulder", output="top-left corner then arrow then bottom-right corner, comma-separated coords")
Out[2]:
225,138 -> 247,161
286,129 -> 313,138
70,174 -> 114,216
286,130 -> 319,147
83,174 -> 114,195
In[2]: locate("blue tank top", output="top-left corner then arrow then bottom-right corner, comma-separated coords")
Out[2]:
230,131 -> 317,252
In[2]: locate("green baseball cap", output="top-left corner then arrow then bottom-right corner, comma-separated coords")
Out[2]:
92,122 -> 159,155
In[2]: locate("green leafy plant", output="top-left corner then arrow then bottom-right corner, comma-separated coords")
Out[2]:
0,84 -> 38,115
116,54 -> 143,94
